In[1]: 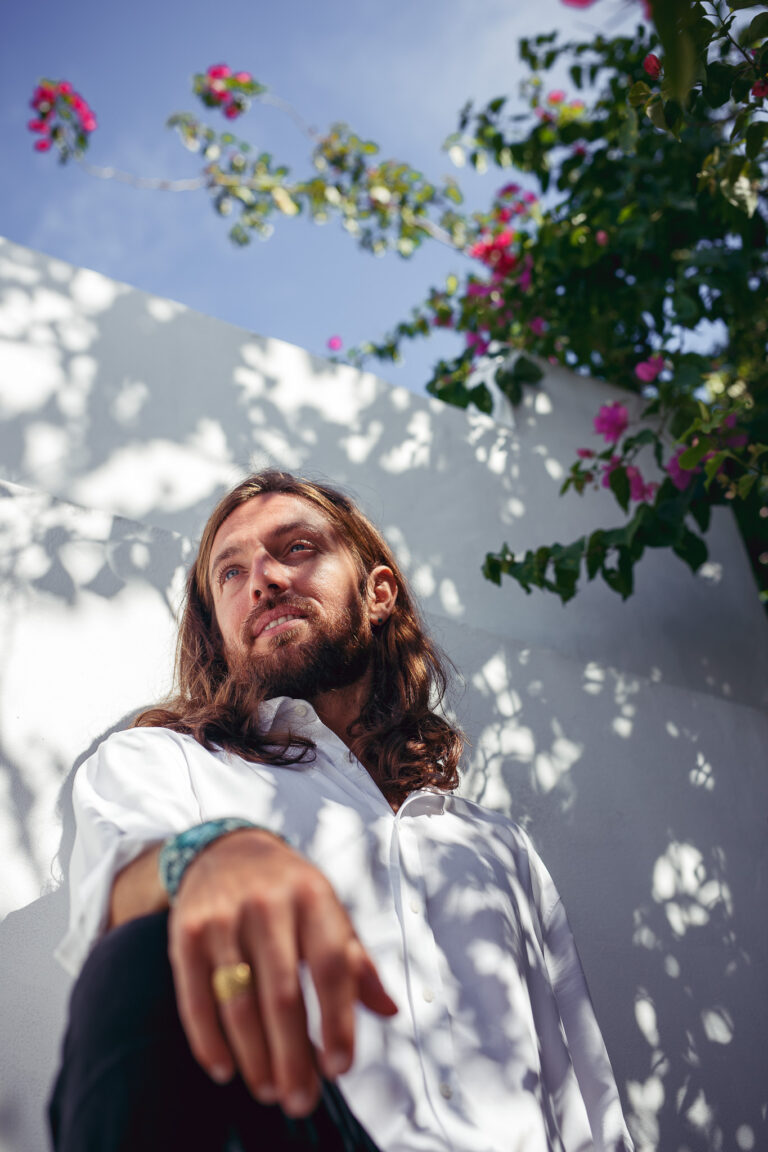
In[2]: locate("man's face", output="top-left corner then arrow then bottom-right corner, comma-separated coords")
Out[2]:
208,492 -> 374,701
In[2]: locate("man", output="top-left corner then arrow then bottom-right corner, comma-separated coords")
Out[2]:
50,469 -> 634,1152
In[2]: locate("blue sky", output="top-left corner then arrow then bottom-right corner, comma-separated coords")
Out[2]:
1,0 -> 638,394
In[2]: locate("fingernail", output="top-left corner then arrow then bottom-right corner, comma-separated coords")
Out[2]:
255,1082 -> 279,1104
210,1064 -> 232,1084
323,1051 -> 349,1078
284,1089 -> 313,1117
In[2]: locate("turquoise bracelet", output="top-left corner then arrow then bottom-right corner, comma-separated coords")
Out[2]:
158,817 -> 289,902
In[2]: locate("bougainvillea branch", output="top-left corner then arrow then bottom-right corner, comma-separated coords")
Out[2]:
26,0 -> 768,610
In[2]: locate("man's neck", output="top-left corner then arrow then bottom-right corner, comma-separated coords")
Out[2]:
310,670 -> 371,750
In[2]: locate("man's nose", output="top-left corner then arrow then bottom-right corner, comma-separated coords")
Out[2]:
248,551 -> 289,601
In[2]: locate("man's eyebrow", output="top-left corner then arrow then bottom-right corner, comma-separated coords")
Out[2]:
209,519 -> 330,581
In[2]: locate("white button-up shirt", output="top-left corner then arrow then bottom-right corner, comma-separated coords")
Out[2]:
58,697 -> 633,1152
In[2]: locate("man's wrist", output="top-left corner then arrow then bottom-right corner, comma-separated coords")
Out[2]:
158,818 -> 290,902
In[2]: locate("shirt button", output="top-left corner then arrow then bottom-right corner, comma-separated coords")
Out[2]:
439,1082 -> 452,1100
294,704 -> 309,718
422,987 -> 434,1003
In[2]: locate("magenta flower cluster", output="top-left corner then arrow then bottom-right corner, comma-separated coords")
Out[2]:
28,80 -> 96,153
200,64 -> 254,120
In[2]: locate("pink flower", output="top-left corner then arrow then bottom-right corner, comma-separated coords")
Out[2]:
326,335 -> 343,352
466,332 -> 490,356
223,103 -> 240,120
595,229 -> 609,246
529,316 -> 547,336
34,138 -> 52,152
495,206 -> 513,223
81,115 -> 97,132
560,0 -> 598,7
600,460 -> 653,502
468,231 -> 517,279
577,448 -> 594,458
572,143 -> 587,156
28,118 -> 48,133
58,81 -> 73,94
32,85 -> 57,108
233,71 -> 252,83
601,456 -> 622,486
207,63 -> 231,79
498,183 -> 520,198
570,100 -> 585,112
547,90 -> 566,104
626,465 -> 648,502
634,355 -> 665,383
752,80 -> 768,100
466,280 -> 492,297
518,257 -> 533,292
594,402 -> 629,443
643,53 -> 661,79
642,0 -> 653,18
522,191 -> 538,204
667,447 -> 692,491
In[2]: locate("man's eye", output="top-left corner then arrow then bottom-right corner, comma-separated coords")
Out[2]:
289,541 -> 312,553
221,566 -> 241,584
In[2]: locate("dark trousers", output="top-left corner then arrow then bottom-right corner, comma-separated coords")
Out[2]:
49,910 -> 381,1152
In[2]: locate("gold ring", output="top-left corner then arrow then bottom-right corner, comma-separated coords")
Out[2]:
212,961 -> 253,1004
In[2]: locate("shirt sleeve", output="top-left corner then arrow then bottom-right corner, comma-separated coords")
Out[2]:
55,727 -> 203,977
527,839 -> 635,1152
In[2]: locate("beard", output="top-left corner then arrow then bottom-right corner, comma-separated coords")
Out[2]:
225,592 -> 374,704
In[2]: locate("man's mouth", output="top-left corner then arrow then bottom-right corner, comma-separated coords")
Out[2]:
251,607 -> 307,640
261,613 -> 304,635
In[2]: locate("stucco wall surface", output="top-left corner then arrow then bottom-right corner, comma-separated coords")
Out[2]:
1,236 -> 766,1152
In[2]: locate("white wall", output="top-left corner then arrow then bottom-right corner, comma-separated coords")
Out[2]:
1,235 -> 766,1152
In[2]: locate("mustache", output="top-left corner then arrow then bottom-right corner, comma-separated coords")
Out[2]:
239,595 -> 315,647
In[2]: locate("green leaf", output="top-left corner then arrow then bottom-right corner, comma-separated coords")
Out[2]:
672,528 -> 708,573
623,428 -> 658,452
689,498 -> 711,533
495,366 -> 523,407
737,473 -> 757,500
719,173 -> 759,217
469,382 -> 494,415
677,441 -> 709,469
703,451 -> 727,483
552,541 -> 585,603
602,546 -> 634,599
746,121 -> 768,161
511,354 -> 544,384
608,466 -> 630,513
628,81 -> 652,107
646,97 -> 669,133
653,0 -> 696,102
746,12 -> 768,41
585,530 -> 607,581
703,61 -> 734,109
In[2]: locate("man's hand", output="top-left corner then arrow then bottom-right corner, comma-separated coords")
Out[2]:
167,828 -> 397,1117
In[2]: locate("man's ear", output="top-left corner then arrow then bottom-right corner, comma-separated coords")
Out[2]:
366,565 -> 398,626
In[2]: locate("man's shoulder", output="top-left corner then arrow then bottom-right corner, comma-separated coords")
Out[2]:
84,725 -> 220,774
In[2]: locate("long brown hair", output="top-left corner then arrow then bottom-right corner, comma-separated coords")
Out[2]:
134,470 -> 463,804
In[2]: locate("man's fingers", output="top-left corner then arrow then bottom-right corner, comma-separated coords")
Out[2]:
354,943 -> 399,1017
170,926 -> 235,1084
244,898 -> 320,1116
217,981 -> 275,1102
299,897 -> 396,1080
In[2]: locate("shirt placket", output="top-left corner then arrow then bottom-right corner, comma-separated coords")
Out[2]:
394,799 -> 463,1144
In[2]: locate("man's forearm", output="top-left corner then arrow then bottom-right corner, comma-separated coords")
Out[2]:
108,844 -> 168,928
